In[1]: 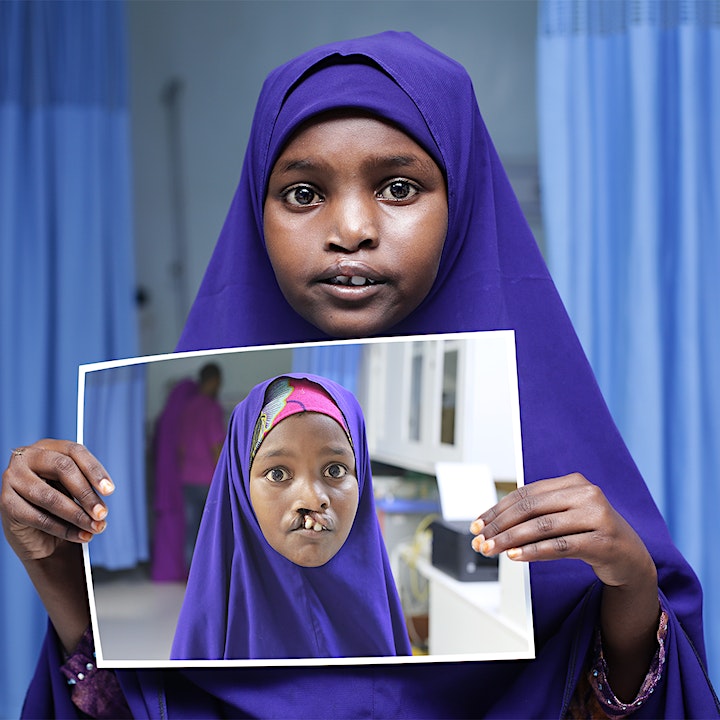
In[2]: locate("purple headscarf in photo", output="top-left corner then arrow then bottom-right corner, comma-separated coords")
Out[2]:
170,374 -> 411,660
25,30 -> 718,720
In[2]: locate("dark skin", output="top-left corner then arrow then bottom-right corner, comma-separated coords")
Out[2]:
470,473 -> 659,702
264,113 -> 447,339
1,440 -> 113,652
249,413 -> 359,568
0,113 -> 660,703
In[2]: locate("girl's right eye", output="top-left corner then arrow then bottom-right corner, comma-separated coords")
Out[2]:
282,184 -> 324,207
264,467 -> 291,483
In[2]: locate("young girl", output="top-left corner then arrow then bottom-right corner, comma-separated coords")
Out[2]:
171,374 -> 411,660
3,31 -> 718,718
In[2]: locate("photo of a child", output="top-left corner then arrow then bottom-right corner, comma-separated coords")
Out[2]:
171,375 -> 411,660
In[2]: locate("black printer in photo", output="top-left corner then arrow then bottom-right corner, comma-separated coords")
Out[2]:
431,462 -> 500,582
430,518 -> 498,582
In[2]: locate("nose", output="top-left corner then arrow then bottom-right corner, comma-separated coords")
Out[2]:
293,475 -> 330,512
325,193 -> 379,253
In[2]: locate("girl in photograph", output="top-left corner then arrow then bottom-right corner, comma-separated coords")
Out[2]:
171,374 -> 411,661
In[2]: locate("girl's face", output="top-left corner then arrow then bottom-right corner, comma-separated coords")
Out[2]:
264,114 -> 448,338
249,412 -> 359,567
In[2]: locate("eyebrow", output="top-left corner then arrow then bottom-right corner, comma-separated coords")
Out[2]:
257,444 -> 353,460
271,154 -> 435,177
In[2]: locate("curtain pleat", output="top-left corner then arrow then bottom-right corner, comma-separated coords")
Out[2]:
539,0 -> 720,691
82,365 -> 148,571
0,1 -> 138,715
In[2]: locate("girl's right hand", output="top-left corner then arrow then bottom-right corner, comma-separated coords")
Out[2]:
0,439 -> 113,563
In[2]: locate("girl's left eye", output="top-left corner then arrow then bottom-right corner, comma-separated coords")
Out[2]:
323,463 -> 348,479
264,467 -> 291,483
377,179 -> 420,202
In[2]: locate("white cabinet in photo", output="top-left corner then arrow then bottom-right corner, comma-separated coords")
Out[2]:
361,331 -> 520,485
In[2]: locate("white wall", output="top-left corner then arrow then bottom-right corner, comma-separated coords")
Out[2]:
127,0 -> 539,356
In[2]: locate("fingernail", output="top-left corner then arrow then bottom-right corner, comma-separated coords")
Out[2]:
480,539 -> 494,555
98,479 -> 114,495
471,535 -> 485,552
91,520 -> 106,533
470,518 -> 484,534
507,547 -> 521,560
93,504 -> 107,521
79,531 -> 93,542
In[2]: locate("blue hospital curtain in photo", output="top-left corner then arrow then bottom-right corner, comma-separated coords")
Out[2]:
0,1 -> 138,715
292,344 -> 362,396
82,364 -> 148,571
539,0 -> 720,690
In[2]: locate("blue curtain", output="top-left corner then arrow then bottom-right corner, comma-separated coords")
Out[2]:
292,344 -> 362,396
539,0 -> 720,691
83,365 -> 148,570
0,1 -> 137,716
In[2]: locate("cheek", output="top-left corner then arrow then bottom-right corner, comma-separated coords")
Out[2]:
263,217 -> 308,295
403,236 -> 445,296
336,483 -> 360,527
263,220 -> 287,268
427,198 -> 449,256
263,206 -> 288,253
249,483 -> 278,533
421,207 -> 448,284
396,199 -> 447,276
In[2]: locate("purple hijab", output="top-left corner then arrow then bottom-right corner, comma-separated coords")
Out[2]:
24,31 -> 718,719
170,374 -> 411,660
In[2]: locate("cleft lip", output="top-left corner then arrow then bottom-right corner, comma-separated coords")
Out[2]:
291,509 -> 331,532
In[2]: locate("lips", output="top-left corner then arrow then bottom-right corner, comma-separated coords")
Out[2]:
303,515 -> 328,532
327,275 -> 378,287
317,261 -> 386,288
291,510 -> 331,533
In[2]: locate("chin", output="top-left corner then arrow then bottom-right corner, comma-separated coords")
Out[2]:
294,558 -> 329,568
290,553 -> 333,568
310,314 -> 396,340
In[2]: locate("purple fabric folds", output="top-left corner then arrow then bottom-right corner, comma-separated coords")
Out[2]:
170,374 -> 411,660
269,61 -> 444,176
23,30 -> 719,719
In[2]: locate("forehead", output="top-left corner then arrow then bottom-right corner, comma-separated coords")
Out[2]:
270,112 -> 441,174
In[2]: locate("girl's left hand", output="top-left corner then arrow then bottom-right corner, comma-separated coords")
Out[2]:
472,472 -> 660,703
470,472 -> 652,589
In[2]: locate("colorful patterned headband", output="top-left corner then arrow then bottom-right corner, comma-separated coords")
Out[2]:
250,377 -> 351,462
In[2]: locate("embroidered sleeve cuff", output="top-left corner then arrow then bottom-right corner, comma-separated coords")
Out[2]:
60,625 -> 132,719
588,603 -> 669,718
